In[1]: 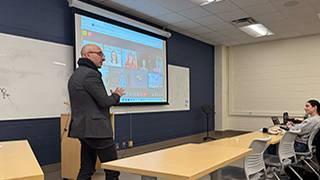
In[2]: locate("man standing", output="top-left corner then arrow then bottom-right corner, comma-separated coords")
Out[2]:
68,44 -> 125,180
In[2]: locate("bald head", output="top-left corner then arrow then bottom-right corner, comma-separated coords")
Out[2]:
81,44 -> 101,57
80,44 -> 105,68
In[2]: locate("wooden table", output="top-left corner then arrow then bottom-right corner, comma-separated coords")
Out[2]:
101,143 -> 251,180
101,131 -> 282,180
204,131 -> 283,148
0,140 -> 44,180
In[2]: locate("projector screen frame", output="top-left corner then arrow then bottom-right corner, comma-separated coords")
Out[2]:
72,8 -> 169,106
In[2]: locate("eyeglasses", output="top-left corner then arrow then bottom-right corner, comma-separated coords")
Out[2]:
88,51 -> 105,57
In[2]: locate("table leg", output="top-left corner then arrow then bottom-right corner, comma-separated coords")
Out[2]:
141,175 -> 157,180
210,169 -> 222,180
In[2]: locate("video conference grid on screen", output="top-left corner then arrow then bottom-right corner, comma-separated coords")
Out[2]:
75,14 -> 167,104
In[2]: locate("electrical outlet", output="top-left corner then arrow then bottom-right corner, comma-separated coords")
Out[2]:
122,141 -> 126,149
128,140 -> 133,148
115,143 -> 120,150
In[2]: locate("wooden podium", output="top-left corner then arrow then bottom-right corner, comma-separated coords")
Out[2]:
60,113 -> 115,180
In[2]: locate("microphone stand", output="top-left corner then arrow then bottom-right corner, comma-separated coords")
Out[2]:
203,111 -> 215,141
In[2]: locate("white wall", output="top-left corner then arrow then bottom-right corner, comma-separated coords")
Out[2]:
215,34 -> 320,131
214,45 -> 229,130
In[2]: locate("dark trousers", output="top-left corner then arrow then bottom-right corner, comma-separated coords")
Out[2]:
77,138 -> 120,180
294,141 -> 308,152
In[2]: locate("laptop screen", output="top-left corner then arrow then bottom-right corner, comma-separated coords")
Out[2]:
271,116 -> 280,125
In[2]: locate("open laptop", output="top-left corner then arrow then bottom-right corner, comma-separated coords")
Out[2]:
271,116 -> 281,125
271,116 -> 289,130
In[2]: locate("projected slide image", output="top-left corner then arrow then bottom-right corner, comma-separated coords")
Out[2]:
148,73 -> 163,88
119,73 -> 127,88
123,49 -> 138,69
138,59 -> 149,71
99,66 -> 109,86
81,30 -> 94,37
128,71 -> 148,88
147,57 -> 163,73
75,14 -> 167,104
103,45 -> 122,67
137,53 -> 154,72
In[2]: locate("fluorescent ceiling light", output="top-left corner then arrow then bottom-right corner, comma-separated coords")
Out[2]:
239,24 -> 274,38
200,0 -> 223,6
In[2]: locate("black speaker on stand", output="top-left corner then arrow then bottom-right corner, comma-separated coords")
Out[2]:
201,105 -> 215,141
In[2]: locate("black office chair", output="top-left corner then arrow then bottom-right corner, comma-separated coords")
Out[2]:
313,128 -> 320,168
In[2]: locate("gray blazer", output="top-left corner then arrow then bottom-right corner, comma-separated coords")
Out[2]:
68,59 -> 120,138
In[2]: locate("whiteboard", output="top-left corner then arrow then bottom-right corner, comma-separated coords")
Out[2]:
0,33 -> 73,120
111,64 -> 190,114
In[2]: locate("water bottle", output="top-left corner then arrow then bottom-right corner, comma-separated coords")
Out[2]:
283,112 -> 289,124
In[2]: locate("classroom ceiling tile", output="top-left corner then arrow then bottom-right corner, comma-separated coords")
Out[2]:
153,0 -> 197,12
197,31 -> 223,39
132,3 -> 172,18
254,12 -> 287,24
230,34 -> 254,42
217,27 -> 244,36
242,3 -> 278,17
171,20 -> 201,30
178,7 -> 212,19
155,13 -> 189,24
109,0 -> 144,10
306,0 -> 320,11
215,9 -> 249,21
187,26 -> 212,35
230,0 -> 270,8
194,15 -> 224,25
206,22 -> 234,31
109,0 -> 172,18
94,0 -> 320,46
296,22 -> 320,35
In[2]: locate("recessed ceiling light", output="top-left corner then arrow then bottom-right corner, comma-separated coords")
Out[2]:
200,0 -> 224,6
239,24 -> 274,38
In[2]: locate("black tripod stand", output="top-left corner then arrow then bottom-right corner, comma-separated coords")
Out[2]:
202,105 -> 215,141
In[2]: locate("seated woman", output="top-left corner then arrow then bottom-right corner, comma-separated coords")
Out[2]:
287,99 -> 320,152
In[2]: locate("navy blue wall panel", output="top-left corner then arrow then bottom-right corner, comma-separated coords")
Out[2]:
0,118 -> 60,165
0,0 -> 214,165
0,0 -> 73,45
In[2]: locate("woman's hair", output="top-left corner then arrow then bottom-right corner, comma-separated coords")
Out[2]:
307,99 -> 320,115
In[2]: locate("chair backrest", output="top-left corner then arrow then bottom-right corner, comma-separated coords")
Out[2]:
244,137 -> 271,180
278,130 -> 300,164
299,125 -> 320,160
308,125 -> 320,152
